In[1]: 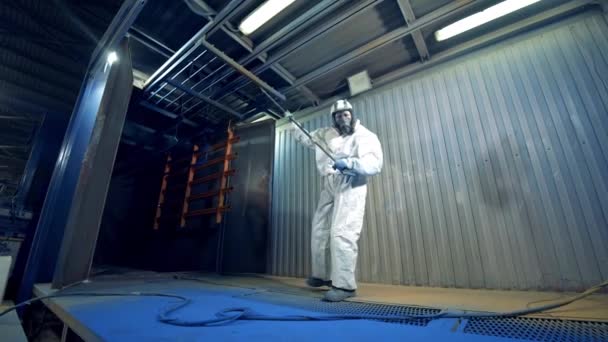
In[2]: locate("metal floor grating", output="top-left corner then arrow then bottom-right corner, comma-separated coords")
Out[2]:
464,316 -> 608,341
238,290 -> 440,327
239,290 -> 608,340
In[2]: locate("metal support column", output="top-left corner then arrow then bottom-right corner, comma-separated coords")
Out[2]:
17,0 -> 146,301
51,38 -> 135,288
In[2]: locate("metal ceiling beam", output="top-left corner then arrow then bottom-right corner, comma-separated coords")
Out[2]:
0,47 -> 82,90
195,0 -> 342,101
0,154 -> 27,162
128,27 -> 173,58
0,145 -> 29,150
0,80 -> 73,112
0,31 -> 89,65
0,36 -> 86,78
0,65 -> 77,102
0,106 -> 38,121
373,0 -> 597,88
258,0 -> 382,70
205,0 -> 251,37
143,21 -> 212,90
287,0 -> 484,90
397,0 -> 430,61
0,115 -> 36,121
282,0 -> 595,120
208,0 -> 341,88
268,62 -> 319,104
194,0 -> 320,104
0,108 -> 40,121
242,0 -> 342,66
51,0 -> 101,45
0,94 -> 52,117
0,2 -> 91,61
2,1 -> 92,45
214,0 -> 381,101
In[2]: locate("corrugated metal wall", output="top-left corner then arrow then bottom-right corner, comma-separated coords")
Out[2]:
270,12 -> 608,291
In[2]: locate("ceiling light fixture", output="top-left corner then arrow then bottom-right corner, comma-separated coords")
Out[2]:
435,0 -> 541,41
239,0 -> 296,35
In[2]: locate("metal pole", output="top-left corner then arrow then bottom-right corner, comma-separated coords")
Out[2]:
260,89 -> 336,163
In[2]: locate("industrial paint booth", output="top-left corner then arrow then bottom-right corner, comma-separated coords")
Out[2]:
2,1 -> 607,341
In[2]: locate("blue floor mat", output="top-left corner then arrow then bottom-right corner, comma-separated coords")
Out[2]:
60,284 -> 523,341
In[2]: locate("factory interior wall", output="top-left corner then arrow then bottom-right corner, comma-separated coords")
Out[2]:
270,12 -> 608,292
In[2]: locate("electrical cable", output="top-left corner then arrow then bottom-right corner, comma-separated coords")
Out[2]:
259,88 -> 337,163
1,280 -> 606,327
0,292 -> 188,318
439,279 -> 608,318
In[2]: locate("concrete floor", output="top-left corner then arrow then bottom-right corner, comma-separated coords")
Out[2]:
0,301 -> 28,341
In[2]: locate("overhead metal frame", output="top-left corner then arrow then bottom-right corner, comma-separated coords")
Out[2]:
190,0 -> 321,105
138,0 -> 591,127
143,0 -> 246,91
142,35 -> 287,125
210,0 -> 384,100
201,0 -> 344,105
142,0 -> 341,120
140,1 -> 267,125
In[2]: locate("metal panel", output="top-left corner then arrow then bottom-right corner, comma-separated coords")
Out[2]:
16,0 -> 146,301
51,38 -> 135,288
219,121 -> 274,274
270,12 -> 608,291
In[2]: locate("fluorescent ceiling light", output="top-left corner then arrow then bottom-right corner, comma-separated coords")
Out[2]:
239,0 -> 296,35
107,51 -> 118,64
435,0 -> 541,41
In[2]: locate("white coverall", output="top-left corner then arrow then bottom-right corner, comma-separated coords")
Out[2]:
290,119 -> 383,290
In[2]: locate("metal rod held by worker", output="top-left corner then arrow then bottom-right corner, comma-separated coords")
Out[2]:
260,89 -> 336,163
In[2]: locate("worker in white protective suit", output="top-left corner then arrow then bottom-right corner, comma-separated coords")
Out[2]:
288,99 -> 383,301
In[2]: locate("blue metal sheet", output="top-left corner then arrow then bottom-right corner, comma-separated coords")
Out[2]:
12,114 -> 69,214
16,0 -> 146,304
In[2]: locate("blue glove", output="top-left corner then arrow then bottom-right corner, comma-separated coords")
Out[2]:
333,158 -> 352,172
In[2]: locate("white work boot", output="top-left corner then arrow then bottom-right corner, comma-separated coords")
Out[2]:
323,287 -> 356,302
